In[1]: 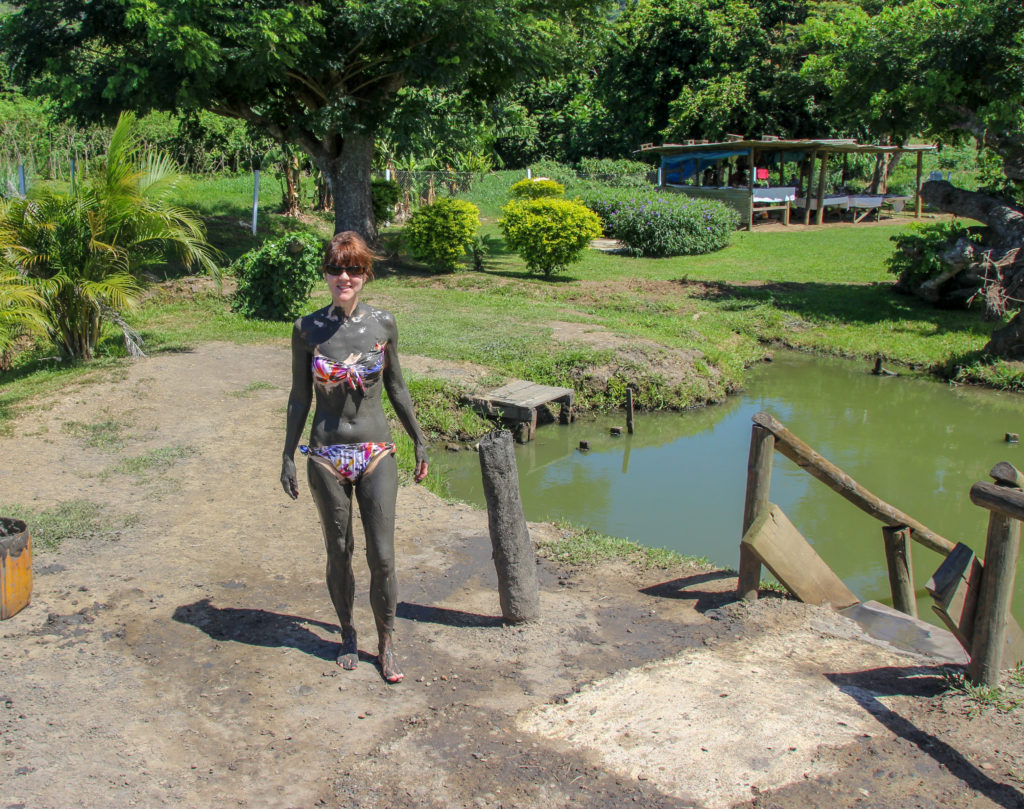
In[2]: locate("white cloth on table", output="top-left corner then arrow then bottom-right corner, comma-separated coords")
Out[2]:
795,195 -> 849,210
752,187 -> 797,204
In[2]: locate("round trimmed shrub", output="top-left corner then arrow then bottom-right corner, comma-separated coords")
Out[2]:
231,232 -> 324,321
500,197 -> 602,277
581,189 -> 739,257
509,178 -> 565,200
406,198 -> 480,272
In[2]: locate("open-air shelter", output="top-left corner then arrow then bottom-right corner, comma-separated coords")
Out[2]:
637,138 -> 936,230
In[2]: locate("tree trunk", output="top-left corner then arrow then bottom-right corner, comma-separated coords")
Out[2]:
311,130 -> 377,241
313,170 -> 333,212
985,310 -> 1024,358
921,181 -> 1024,245
280,154 -> 301,217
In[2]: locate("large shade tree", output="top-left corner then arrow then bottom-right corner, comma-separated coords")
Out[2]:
801,0 -> 1024,355
584,0 -> 824,156
1,0 -> 600,241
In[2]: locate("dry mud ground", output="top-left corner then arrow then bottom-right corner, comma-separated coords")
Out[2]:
1,341 -> 1022,809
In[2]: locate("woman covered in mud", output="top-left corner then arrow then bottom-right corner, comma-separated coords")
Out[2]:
281,231 -> 429,683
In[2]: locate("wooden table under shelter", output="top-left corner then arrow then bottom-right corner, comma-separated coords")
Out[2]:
636,138 -> 935,230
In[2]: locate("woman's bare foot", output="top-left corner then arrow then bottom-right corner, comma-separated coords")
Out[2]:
337,625 -> 358,670
378,637 -> 404,683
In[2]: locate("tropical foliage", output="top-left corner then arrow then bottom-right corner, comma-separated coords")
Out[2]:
801,0 -> 1024,187
1,0 -> 602,239
406,198 -> 480,272
231,233 -> 324,322
509,178 -> 564,200
0,112 -> 219,360
500,197 -> 602,277
0,266 -> 46,369
581,189 -> 739,257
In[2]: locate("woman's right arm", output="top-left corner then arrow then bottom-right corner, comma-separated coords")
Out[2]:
281,321 -> 313,499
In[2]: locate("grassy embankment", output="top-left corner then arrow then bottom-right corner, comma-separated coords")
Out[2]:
2,171 -> 1018,443
2,169 -> 1021,574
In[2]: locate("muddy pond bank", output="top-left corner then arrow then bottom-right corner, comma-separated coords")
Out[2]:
435,350 -> 1024,625
0,342 -> 1021,809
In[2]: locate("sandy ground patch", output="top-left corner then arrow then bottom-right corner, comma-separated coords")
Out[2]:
0,341 -> 1021,809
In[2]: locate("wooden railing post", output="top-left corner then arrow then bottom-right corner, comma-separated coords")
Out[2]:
967,465 -> 1024,686
882,525 -> 917,617
738,424 -> 774,600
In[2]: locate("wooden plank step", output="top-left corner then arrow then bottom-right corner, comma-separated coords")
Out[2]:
741,503 -> 859,609
467,379 -> 575,443
487,382 -> 574,407
926,542 -> 1024,666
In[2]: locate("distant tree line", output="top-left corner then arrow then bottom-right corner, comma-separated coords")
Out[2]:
1,0 -> 1021,224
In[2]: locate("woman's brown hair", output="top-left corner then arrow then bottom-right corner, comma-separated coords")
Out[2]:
323,231 -> 376,280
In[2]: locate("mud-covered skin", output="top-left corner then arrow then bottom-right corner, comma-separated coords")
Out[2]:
282,301 -> 427,471
282,295 -> 426,683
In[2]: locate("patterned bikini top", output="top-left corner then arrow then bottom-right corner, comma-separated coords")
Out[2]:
312,342 -> 386,391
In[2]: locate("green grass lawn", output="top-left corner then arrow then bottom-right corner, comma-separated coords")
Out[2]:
3,171 -> 1019,437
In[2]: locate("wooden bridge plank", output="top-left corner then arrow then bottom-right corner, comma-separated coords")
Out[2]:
741,503 -> 859,609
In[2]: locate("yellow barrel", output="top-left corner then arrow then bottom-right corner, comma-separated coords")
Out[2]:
0,518 -> 32,620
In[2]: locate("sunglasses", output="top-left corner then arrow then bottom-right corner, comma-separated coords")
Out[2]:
324,264 -> 368,276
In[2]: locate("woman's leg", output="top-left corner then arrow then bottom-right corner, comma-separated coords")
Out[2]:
354,452 -> 402,681
306,457 -> 359,669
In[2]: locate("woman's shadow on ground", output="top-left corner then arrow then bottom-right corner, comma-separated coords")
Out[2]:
172,598 -> 374,663
173,598 -> 504,662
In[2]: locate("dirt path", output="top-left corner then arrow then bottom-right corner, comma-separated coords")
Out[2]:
1,342 -> 1021,809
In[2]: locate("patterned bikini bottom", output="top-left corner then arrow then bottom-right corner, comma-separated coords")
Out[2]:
300,442 -> 396,483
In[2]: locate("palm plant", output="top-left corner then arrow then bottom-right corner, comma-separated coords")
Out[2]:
0,112 -> 220,361
0,264 -> 47,371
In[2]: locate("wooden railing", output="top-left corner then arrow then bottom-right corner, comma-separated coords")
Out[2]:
737,412 -> 1023,685
738,411 -> 954,602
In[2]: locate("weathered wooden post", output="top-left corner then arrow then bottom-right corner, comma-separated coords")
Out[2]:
967,464 -> 1024,685
882,525 -> 917,617
802,153 -> 815,226
478,430 -> 540,623
814,152 -> 829,226
737,423 -> 775,600
915,151 -> 924,218
625,388 -> 634,435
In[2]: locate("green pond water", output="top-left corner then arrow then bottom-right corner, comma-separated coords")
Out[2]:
433,351 -> 1024,625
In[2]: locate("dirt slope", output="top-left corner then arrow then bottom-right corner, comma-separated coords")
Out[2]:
0,341 -> 1021,809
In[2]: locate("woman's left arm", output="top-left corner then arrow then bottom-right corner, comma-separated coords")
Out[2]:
381,313 -> 429,483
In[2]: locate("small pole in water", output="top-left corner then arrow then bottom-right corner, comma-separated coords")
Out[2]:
626,387 -> 635,434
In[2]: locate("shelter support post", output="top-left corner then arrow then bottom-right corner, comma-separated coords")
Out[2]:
747,148 -> 755,231
815,152 -> 828,226
915,152 -> 923,218
738,424 -> 775,600
803,153 -> 815,226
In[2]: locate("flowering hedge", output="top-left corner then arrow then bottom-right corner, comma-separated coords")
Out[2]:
580,188 -> 739,257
